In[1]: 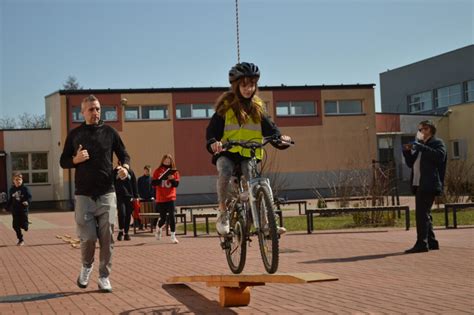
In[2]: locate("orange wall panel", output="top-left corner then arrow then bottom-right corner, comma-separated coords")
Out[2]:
376,114 -> 400,133
173,91 -> 223,176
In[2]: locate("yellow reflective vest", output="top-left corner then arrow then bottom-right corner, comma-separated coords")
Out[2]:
222,100 -> 264,159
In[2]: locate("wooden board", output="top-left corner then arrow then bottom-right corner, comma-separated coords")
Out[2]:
167,272 -> 338,285
167,272 -> 338,307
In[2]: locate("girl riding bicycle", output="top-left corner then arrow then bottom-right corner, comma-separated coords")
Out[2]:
206,62 -> 292,235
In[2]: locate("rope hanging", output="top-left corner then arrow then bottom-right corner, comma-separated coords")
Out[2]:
235,0 -> 240,63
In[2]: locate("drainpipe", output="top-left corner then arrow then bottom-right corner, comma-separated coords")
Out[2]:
65,95 -> 74,210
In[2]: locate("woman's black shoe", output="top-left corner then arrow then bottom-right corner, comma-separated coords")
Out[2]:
117,231 -> 123,241
124,234 -> 131,241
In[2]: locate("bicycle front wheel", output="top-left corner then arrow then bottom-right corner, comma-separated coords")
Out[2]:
255,187 -> 279,274
225,209 -> 247,274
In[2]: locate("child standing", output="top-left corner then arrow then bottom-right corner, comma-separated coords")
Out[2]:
5,172 -> 32,246
151,154 -> 180,244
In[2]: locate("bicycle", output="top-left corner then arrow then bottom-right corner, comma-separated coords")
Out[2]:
219,136 -> 293,274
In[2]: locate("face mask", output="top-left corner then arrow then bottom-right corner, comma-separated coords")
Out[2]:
416,130 -> 424,141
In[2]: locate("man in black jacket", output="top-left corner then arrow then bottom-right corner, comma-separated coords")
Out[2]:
402,120 -> 447,253
60,95 -> 130,292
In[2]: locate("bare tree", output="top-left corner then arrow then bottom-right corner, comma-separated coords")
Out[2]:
63,75 -> 82,90
17,112 -> 48,129
0,116 -> 17,129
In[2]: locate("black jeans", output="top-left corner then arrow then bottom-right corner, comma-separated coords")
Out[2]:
117,196 -> 133,234
154,201 -> 176,233
414,188 -> 438,248
12,212 -> 29,241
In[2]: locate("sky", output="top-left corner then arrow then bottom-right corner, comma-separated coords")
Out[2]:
0,0 -> 473,119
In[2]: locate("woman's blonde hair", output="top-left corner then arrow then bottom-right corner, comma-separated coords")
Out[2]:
215,77 -> 264,125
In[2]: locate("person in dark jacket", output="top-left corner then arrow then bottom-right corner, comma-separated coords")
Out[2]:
4,172 -> 32,246
402,120 -> 447,254
206,62 -> 292,235
60,94 -> 130,293
137,165 -> 155,201
114,163 -> 139,241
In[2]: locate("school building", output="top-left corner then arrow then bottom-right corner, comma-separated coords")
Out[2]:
0,84 -> 377,209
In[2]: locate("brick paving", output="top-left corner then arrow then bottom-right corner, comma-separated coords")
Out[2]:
0,210 -> 473,314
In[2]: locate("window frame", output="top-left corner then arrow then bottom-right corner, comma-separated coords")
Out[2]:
175,103 -> 215,120
124,105 -> 169,121
275,101 -> 317,117
408,91 -> 432,113
324,100 -> 364,116
465,80 -> 474,103
435,83 -> 462,108
10,152 -> 49,185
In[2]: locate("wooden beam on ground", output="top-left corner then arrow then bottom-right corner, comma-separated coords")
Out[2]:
167,272 -> 338,307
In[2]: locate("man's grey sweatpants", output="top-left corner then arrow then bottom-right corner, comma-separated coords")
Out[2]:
75,193 -> 116,278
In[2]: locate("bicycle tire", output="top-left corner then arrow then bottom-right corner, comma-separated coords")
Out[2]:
255,187 -> 279,274
225,208 -> 247,274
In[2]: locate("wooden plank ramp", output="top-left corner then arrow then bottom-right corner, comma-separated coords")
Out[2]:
167,272 -> 338,307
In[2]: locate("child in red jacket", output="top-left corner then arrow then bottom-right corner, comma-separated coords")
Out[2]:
151,154 -> 180,244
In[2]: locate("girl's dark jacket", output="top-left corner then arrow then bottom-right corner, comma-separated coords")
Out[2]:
6,185 -> 32,214
60,121 -> 130,198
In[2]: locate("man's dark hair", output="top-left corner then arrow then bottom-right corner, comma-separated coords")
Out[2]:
144,165 -> 151,170
419,120 -> 437,135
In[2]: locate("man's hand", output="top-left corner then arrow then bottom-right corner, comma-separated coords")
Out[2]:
116,166 -> 129,180
73,144 -> 89,164
22,201 -> 28,207
280,135 -> 292,143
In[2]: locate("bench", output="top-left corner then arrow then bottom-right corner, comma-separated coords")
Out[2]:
275,199 -> 307,215
306,205 -> 410,234
444,202 -> 474,229
180,204 -> 219,223
193,213 -> 218,237
138,201 -> 185,235
167,273 -> 338,307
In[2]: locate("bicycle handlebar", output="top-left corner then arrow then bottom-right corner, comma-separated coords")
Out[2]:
222,135 -> 294,151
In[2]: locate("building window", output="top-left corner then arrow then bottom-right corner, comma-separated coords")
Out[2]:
465,80 -> 474,102
435,84 -> 462,108
72,107 -> 84,122
408,91 -> 432,113
100,106 -> 117,121
324,100 -> 363,115
275,101 -> 316,116
176,104 -> 215,119
11,152 -> 49,184
124,105 -> 168,121
452,141 -> 460,159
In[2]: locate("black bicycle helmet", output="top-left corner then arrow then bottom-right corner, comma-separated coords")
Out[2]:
228,62 -> 260,83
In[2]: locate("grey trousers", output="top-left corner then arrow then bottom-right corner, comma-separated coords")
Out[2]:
75,193 -> 116,278
216,156 -> 251,204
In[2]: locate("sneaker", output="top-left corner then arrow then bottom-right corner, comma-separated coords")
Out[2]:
155,227 -> 162,240
170,234 -> 179,244
277,226 -> 287,235
97,277 -> 112,292
117,231 -> 123,241
77,265 -> 93,288
17,240 -> 25,246
124,234 -> 131,241
216,211 -> 230,235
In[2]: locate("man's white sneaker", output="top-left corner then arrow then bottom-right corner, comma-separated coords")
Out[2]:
98,277 -> 112,292
216,211 -> 230,235
170,234 -> 179,244
155,227 -> 162,240
277,226 -> 287,235
77,265 -> 93,289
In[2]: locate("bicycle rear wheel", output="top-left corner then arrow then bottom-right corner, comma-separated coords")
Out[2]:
255,187 -> 279,274
225,208 -> 247,274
